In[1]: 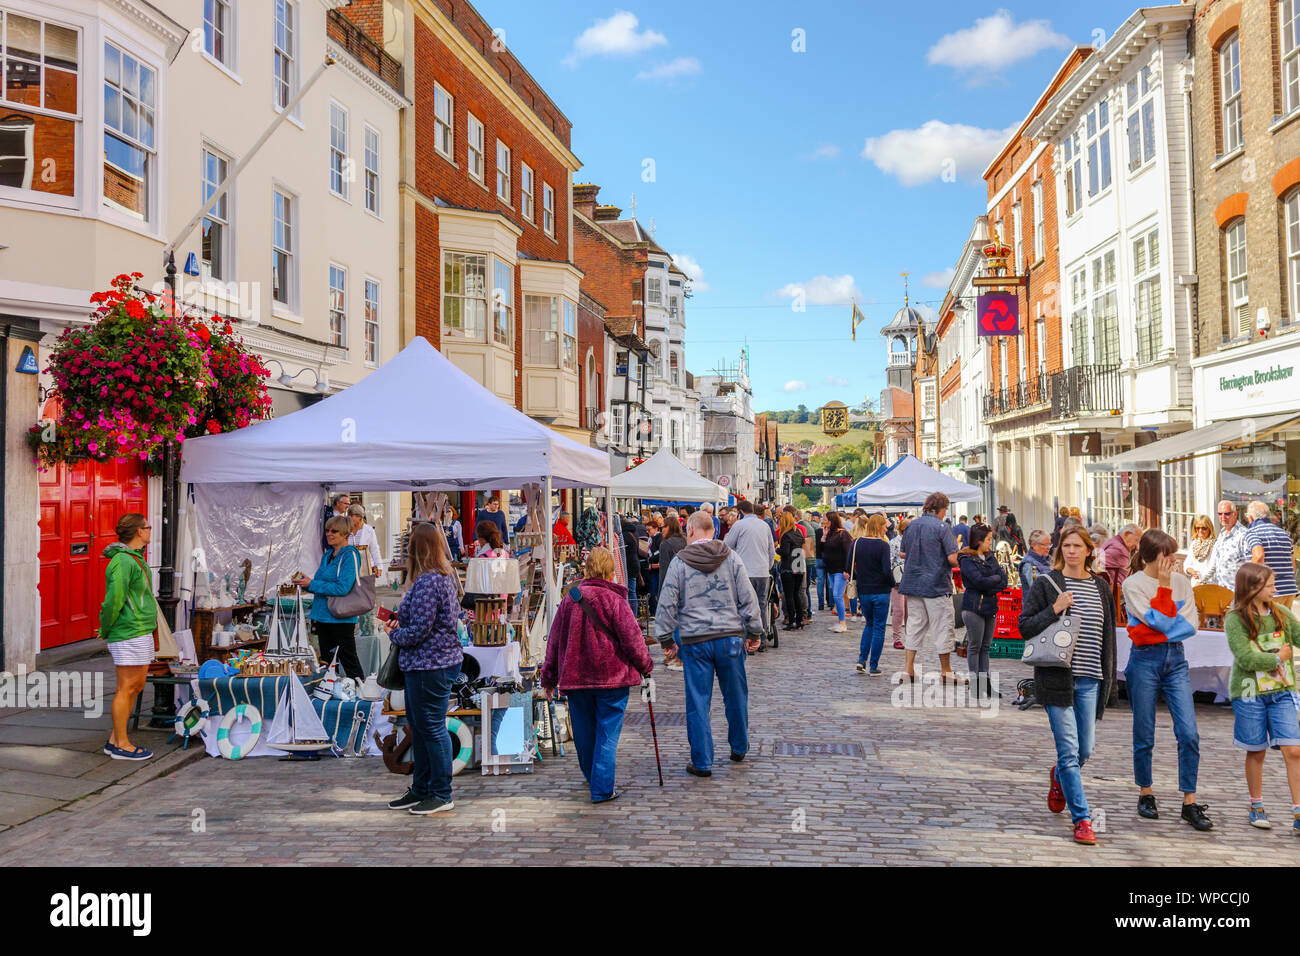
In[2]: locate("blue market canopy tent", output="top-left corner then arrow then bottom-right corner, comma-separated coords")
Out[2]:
833,460 -> 898,508
855,455 -> 981,507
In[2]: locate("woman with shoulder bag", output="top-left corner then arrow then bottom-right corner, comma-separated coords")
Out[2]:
541,547 -> 653,803
821,512 -> 852,633
850,514 -> 894,675
1017,525 -> 1117,846
382,522 -> 463,815
98,513 -> 157,761
293,515 -> 366,680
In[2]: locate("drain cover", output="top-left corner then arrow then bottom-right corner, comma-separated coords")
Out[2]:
773,740 -> 866,758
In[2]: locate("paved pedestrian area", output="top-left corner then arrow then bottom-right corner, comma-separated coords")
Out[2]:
0,614 -> 1294,865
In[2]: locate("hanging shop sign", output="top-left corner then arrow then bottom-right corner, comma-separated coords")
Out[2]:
1069,432 -> 1103,457
800,475 -> 854,488
976,294 -> 1020,337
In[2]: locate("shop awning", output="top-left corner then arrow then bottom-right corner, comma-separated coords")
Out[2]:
1082,414 -> 1300,473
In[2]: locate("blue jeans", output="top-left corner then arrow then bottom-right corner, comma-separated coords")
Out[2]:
858,592 -> 891,668
830,572 -> 847,621
848,593 -> 860,617
404,663 -> 461,803
1044,676 -> 1101,824
627,575 -> 638,614
1125,642 -> 1200,792
680,636 -> 749,771
566,686 -> 630,801
815,560 -> 828,610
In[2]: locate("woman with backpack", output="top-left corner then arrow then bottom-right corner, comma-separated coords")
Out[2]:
293,514 -> 365,680
1121,529 -> 1213,831
1018,525 -> 1117,846
777,512 -> 808,630
541,547 -> 653,803
99,513 -> 157,761
957,524 -> 1007,697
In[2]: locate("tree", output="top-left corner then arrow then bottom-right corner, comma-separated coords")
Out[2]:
807,438 -> 875,484
796,403 -> 810,424
794,490 -> 814,511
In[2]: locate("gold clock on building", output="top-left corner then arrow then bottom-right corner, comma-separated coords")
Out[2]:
821,401 -> 849,438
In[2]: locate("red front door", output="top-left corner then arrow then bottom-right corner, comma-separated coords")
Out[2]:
38,458 -> 147,649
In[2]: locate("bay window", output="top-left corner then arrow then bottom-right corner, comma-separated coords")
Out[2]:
443,251 -> 488,340
492,259 -> 512,346
103,42 -> 156,221
523,294 -> 576,369
0,12 -> 78,200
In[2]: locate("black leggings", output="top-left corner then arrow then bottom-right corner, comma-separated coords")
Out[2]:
781,572 -> 807,624
315,621 -> 363,680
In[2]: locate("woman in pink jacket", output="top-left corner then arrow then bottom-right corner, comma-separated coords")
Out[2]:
542,546 -> 653,803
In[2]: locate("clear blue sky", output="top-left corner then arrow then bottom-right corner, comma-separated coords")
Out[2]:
474,1 -> 1149,411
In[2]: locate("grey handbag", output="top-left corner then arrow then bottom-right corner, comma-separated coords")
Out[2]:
327,546 -> 377,618
1021,575 -> 1079,669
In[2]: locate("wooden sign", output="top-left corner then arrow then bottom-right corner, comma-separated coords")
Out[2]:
1069,432 -> 1102,457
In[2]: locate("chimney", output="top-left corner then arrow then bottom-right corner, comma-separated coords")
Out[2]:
594,205 -> 622,221
573,183 -> 599,219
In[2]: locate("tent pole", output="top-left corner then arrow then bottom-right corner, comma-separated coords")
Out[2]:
544,475 -> 556,629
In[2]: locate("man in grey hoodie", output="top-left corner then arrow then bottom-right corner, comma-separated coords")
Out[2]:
654,511 -> 765,776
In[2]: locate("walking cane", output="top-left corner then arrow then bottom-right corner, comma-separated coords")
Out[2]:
642,677 -> 664,787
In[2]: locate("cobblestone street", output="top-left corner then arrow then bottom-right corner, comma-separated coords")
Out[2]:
0,615 -> 1292,866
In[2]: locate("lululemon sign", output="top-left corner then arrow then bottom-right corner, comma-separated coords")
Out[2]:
976,294 -> 1019,337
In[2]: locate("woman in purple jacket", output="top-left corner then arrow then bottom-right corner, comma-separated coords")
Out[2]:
383,523 -> 463,816
542,546 -> 654,803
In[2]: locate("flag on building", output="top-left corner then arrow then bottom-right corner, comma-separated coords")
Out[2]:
851,302 -> 866,341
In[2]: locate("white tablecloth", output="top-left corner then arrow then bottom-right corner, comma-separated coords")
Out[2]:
1115,629 -> 1233,701
464,642 -> 521,682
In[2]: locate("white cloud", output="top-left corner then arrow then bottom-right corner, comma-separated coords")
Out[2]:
564,11 -> 667,66
862,120 -> 1017,186
672,253 -> 710,292
774,274 -> 863,307
824,375 -> 849,388
783,380 -> 809,393
927,10 -> 1071,72
635,56 -> 701,81
922,267 -> 956,288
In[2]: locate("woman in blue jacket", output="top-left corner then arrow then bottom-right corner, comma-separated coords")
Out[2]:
957,524 -> 1007,697
293,515 -> 364,679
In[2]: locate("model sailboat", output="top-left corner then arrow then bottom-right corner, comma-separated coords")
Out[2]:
265,671 -> 332,753
266,588 -> 312,657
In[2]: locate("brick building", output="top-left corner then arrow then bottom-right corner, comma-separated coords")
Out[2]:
979,46 -> 1094,535
401,0 -> 584,443
1181,0 -> 1300,537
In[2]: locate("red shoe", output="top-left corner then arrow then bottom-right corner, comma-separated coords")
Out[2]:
893,639 -> 904,650
1073,819 -> 1097,845
1048,767 -> 1066,814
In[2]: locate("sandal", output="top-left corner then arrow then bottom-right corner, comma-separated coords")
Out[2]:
940,672 -> 969,685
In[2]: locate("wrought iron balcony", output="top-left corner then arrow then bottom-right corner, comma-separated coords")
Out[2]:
982,372 -> 1049,419
1050,364 -> 1122,419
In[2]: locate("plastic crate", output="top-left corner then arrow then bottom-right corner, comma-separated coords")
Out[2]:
991,637 -> 1026,659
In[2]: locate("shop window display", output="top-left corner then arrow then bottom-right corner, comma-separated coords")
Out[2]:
1220,436 -> 1300,541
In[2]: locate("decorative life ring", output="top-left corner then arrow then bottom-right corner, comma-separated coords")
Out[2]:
447,717 -> 474,776
217,704 -> 263,759
175,697 -> 211,739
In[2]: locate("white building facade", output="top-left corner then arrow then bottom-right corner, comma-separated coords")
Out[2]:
1028,4 -> 1196,537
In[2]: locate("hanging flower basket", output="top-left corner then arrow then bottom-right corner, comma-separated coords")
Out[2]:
28,273 -> 272,471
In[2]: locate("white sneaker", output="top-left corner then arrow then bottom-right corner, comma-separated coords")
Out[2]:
832,622 -> 848,633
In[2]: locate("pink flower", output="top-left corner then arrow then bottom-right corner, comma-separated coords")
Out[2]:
87,442 -> 98,453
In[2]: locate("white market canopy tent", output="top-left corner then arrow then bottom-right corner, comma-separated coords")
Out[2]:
855,455 -> 982,507
180,337 -> 610,490
606,446 -> 728,503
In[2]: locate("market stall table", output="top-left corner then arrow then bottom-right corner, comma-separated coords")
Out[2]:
1114,629 -> 1233,701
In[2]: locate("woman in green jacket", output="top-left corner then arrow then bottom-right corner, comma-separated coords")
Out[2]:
1225,562 -> 1300,833
99,513 -> 156,760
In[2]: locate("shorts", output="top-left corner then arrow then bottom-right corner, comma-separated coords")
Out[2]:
1231,690 -> 1300,751
107,634 -> 154,666
903,595 -> 955,655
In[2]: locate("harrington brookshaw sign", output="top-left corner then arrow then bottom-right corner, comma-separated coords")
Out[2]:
1218,364 -> 1295,393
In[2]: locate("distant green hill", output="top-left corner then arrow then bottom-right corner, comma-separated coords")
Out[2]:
776,422 -> 873,449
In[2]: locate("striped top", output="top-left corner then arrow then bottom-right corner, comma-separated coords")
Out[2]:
1063,575 -> 1105,681
1243,521 -> 1298,597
